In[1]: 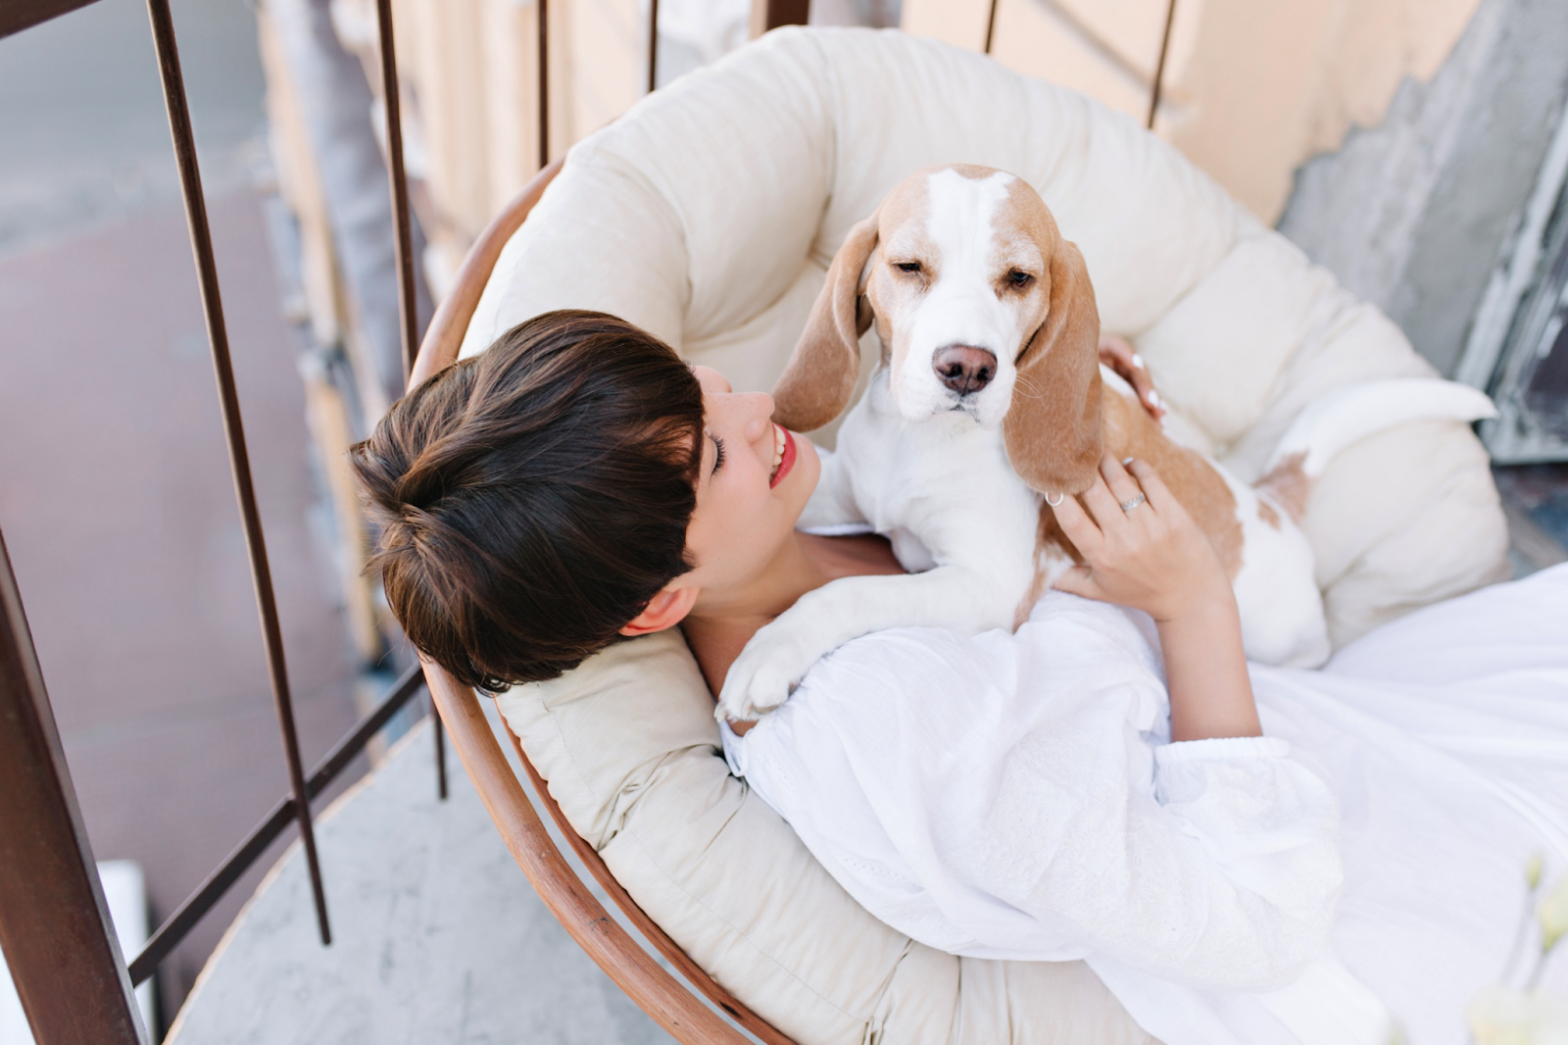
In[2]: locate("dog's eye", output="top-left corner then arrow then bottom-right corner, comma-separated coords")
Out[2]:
895,261 -> 922,274
1007,270 -> 1033,288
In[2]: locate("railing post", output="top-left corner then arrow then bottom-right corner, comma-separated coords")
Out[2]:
0,529 -> 145,1045
646,0 -> 660,94
1147,0 -> 1177,129
0,0 -> 99,39
144,0 -> 332,946
538,0 -> 551,169
373,0 -> 420,384
372,0 -> 448,801
752,0 -> 810,36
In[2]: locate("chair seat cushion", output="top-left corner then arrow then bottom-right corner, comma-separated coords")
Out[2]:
477,27 -> 1508,1043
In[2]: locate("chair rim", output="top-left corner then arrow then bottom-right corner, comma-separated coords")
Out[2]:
412,161 -> 798,1045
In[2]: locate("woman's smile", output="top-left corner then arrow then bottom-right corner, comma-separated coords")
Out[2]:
769,425 -> 798,488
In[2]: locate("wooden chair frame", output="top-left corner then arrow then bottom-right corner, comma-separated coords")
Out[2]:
411,161 -> 798,1045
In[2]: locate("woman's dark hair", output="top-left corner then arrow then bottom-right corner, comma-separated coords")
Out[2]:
350,310 -> 704,691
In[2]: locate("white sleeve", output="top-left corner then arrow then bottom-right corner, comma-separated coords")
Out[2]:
736,601 -> 1343,990
961,721 -> 1342,991
1148,736 -> 1343,986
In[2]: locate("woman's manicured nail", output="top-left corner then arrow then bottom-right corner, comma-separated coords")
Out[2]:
1146,389 -> 1161,406
1130,353 -> 1145,369
1122,457 -> 1135,466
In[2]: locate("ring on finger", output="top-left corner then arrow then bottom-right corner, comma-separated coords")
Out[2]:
1119,492 -> 1147,512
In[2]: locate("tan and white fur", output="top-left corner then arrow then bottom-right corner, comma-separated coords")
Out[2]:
714,165 -> 1495,722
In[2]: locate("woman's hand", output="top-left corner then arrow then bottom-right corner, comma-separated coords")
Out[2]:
1050,455 -> 1261,741
1050,455 -> 1229,623
1099,335 -> 1165,422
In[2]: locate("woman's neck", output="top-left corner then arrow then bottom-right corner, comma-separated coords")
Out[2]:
680,531 -> 903,698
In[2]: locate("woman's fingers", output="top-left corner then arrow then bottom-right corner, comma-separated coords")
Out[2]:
1098,455 -> 1148,520
1098,336 -> 1165,421
1050,488 -> 1102,553
1125,458 -> 1177,515
1085,455 -> 1151,539
1079,470 -> 1126,530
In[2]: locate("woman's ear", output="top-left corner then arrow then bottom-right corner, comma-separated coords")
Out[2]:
1003,239 -> 1104,496
619,584 -> 699,637
771,214 -> 880,432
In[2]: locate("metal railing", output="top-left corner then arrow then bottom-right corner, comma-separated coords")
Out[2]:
0,0 -> 1175,1039
0,0 -> 452,1037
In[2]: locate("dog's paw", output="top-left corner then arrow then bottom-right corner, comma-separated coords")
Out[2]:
718,646 -> 802,721
713,627 -> 818,723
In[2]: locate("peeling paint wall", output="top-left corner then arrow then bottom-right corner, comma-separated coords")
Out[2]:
1277,0 -> 1568,377
901,0 -> 1568,379
900,0 -> 1483,223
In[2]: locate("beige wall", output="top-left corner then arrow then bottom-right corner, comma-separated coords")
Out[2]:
320,0 -> 1485,287
903,0 -> 1481,223
330,0 -> 647,295
568,0 -> 646,145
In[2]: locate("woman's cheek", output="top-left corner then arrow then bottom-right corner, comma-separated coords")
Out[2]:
787,438 -> 821,509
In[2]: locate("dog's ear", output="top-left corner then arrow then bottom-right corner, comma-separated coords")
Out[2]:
1003,240 -> 1103,495
772,214 -> 879,432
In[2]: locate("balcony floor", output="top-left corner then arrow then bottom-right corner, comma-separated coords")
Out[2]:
164,707 -> 675,1045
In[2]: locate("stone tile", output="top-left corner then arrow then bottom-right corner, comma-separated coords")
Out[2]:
0,0 -> 266,258
166,715 -> 676,1045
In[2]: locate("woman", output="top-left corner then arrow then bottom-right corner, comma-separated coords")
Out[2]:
353,311 -> 1568,1045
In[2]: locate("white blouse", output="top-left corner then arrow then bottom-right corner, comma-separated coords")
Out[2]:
722,569 -> 1568,1045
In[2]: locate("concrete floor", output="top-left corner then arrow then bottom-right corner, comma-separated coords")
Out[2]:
1495,463 -> 1568,576
0,0 -> 265,259
164,713 -> 675,1045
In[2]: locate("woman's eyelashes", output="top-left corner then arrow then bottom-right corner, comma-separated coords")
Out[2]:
711,433 -> 727,473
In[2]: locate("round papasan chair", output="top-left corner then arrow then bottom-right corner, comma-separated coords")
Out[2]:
409,25 -> 1510,1045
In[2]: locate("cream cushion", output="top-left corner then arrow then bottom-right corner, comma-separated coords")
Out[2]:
470,27 -> 1509,1044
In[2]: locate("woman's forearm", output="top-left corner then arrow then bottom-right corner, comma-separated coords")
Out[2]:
1046,454 -> 1264,742
1157,583 -> 1262,743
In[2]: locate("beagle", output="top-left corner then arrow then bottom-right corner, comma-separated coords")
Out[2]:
714,164 -> 1495,722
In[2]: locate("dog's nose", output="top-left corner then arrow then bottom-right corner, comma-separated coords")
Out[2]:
932,345 -> 998,396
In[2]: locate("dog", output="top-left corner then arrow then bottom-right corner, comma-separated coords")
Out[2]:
713,164 -> 1495,722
